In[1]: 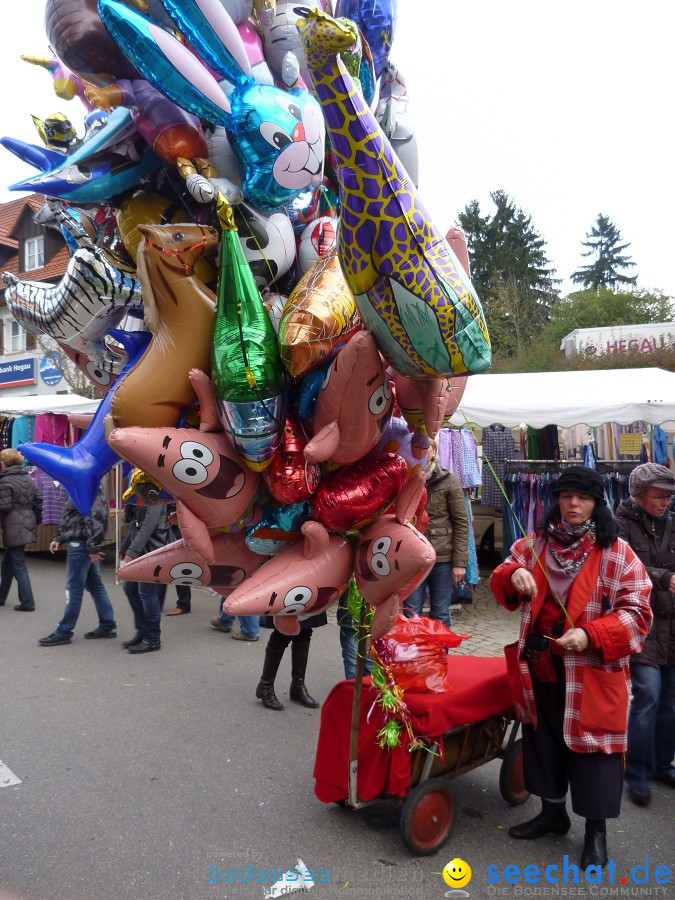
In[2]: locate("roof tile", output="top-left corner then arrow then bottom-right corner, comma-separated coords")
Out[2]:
0,194 -> 69,284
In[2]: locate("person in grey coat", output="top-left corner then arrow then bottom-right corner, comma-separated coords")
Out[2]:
0,449 -> 42,611
616,462 -> 675,806
119,502 -> 172,653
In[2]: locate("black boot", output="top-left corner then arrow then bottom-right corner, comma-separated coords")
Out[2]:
580,819 -> 608,869
289,639 -> 319,708
122,633 -> 144,649
255,646 -> 286,710
509,800 -> 571,839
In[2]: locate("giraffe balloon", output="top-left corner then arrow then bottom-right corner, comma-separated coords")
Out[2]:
297,9 -> 492,380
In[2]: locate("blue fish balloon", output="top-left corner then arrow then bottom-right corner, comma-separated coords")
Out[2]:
19,330 -> 151,515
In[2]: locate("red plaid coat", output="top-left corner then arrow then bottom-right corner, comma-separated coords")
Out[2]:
491,535 -> 653,754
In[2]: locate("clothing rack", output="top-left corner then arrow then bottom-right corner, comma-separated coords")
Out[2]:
501,460 -> 639,554
505,459 -> 578,470
505,458 -> 640,474
595,460 -> 641,474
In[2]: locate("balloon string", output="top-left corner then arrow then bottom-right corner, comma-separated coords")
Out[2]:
454,403 -> 574,629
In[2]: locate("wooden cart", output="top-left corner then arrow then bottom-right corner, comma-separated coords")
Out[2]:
315,625 -> 529,856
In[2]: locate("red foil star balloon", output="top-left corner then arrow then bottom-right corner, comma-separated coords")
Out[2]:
311,452 -> 407,532
263,416 -> 321,504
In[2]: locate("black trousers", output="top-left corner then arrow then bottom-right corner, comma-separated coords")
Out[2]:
268,628 -> 312,651
522,656 -> 624,819
157,584 -> 191,611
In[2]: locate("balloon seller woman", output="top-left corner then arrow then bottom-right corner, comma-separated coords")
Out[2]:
490,467 -> 652,870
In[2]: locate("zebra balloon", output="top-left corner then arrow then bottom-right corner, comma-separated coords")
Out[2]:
2,247 -> 142,368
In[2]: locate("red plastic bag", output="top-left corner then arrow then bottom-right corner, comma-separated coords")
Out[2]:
375,614 -> 468,693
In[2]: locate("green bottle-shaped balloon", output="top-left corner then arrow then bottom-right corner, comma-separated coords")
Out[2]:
213,198 -> 286,471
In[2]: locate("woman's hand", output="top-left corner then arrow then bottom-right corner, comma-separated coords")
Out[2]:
556,627 -> 589,652
510,567 -> 537,597
49,540 -> 60,554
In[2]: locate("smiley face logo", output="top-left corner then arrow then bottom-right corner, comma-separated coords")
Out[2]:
443,858 -> 472,889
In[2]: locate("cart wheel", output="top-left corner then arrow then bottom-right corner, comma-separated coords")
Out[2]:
499,738 -> 529,806
400,780 -> 455,856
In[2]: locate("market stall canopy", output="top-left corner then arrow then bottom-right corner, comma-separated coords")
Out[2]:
448,367 -> 675,429
0,393 -> 100,416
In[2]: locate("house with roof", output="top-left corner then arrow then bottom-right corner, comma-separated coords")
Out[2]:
0,193 -> 70,397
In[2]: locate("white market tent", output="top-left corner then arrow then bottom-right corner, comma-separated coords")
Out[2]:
447,367 -> 675,429
1,367 -> 674,429
0,393 -> 100,417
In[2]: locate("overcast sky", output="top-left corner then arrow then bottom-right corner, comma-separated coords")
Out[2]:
2,0 -> 673,301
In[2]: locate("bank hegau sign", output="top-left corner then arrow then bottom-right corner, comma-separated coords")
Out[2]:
0,357 -> 36,388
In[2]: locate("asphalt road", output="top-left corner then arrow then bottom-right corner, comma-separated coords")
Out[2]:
0,555 -> 672,900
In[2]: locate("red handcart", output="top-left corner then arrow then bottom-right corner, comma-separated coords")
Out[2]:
314,651 -> 529,855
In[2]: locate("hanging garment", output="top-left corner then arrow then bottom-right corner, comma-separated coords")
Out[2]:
33,413 -> 70,447
526,427 -> 542,460
1,418 -> 13,450
11,416 -> 33,450
29,467 -> 69,525
436,428 -> 453,472
584,444 -> 597,469
463,493 -> 478,586
481,425 -> 516,507
652,426 -> 669,465
460,429 -> 481,488
541,425 -> 560,459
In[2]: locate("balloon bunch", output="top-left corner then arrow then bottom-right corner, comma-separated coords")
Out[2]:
2,1 -> 491,638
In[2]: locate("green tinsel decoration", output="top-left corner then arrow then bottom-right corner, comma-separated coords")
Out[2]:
345,578 -> 373,628
379,687 -> 399,713
346,578 -> 362,619
370,661 -> 387,692
377,719 -> 402,750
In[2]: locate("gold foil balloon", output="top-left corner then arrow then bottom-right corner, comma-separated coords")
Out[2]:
278,249 -> 361,378
110,224 -> 217,428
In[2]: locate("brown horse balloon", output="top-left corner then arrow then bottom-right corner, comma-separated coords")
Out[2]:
110,224 -> 218,428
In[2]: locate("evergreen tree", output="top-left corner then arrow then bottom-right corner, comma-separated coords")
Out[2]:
571,214 -> 636,289
457,190 -> 560,357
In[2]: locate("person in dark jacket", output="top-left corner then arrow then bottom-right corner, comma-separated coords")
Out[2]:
39,484 -> 116,646
403,439 -> 469,626
119,503 -> 171,653
616,463 -> 675,805
0,449 -> 42,611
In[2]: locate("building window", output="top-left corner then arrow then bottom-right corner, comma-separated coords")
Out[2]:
10,321 -> 26,353
24,235 -> 45,271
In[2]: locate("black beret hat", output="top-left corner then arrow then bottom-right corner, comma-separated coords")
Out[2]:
552,466 -> 605,503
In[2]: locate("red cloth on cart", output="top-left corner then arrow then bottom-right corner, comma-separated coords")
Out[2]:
314,656 -> 508,802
